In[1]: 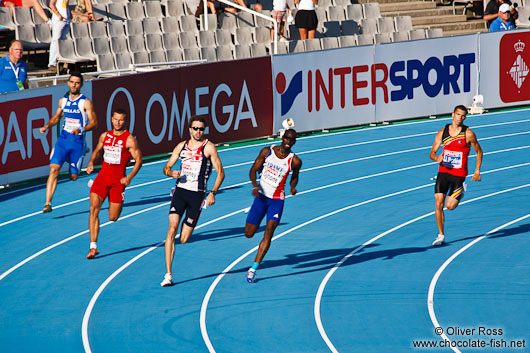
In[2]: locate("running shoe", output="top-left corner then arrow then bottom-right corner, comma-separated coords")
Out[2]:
86,248 -> 99,259
246,269 -> 257,283
160,273 -> 173,287
43,204 -> 52,213
432,234 -> 445,246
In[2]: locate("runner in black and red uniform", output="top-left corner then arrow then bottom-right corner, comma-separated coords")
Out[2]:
429,105 -> 483,246
85,109 -> 143,259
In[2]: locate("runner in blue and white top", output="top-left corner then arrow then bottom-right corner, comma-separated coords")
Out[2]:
39,73 -> 97,213
244,129 -> 302,283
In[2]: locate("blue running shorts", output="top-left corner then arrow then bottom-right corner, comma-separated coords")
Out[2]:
49,131 -> 85,175
246,193 -> 285,225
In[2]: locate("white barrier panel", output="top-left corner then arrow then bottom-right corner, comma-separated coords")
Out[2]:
272,30 -> 530,134
373,34 -> 479,122
0,82 -> 94,185
479,30 -> 530,109
271,47 -> 376,133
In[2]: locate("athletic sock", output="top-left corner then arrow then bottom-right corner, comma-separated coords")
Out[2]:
90,242 -> 97,249
251,262 -> 260,271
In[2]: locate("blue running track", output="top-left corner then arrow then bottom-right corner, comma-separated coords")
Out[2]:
1,109 -> 529,353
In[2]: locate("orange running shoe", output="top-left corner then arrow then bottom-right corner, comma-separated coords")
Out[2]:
86,248 -> 99,259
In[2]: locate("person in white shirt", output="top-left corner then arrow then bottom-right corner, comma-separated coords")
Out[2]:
48,0 -> 71,70
294,0 -> 318,39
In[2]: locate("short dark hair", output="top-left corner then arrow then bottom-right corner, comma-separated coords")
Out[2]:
284,128 -> 297,137
69,72 -> 84,85
454,105 -> 467,113
113,108 -> 128,118
9,40 -> 23,49
189,115 -> 206,126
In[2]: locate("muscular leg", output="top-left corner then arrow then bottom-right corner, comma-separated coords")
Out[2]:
245,223 -> 259,238
254,220 -> 278,263
45,164 -> 61,206
434,193 -> 446,235
179,223 -> 196,244
164,214 -> 181,275
108,202 -> 123,222
89,192 -> 104,242
445,195 -> 460,211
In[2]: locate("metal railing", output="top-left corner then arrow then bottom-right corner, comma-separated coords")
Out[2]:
204,0 -> 279,54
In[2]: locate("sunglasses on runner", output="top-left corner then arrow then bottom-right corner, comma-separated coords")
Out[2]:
190,126 -> 205,131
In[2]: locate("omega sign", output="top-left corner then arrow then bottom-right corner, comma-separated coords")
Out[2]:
105,82 -> 257,144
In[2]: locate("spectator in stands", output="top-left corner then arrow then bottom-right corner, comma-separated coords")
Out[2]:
71,0 -> 103,23
294,0 -> 318,40
271,0 -> 290,41
484,0 -> 518,28
489,3 -> 516,30
215,0 -> 263,14
1,0 -> 50,23
48,0 -> 71,71
186,0 -> 217,16
0,40 -> 28,94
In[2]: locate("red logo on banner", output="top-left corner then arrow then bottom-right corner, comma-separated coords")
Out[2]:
0,96 -> 52,174
499,32 -> 530,103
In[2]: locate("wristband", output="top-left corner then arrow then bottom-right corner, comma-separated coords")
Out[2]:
210,191 -> 217,195
54,10 -> 59,15
165,169 -> 171,177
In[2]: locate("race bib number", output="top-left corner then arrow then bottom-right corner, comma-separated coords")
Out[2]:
64,117 -> 81,133
442,150 -> 463,169
103,145 -> 122,164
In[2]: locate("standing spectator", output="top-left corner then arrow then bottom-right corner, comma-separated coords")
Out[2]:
271,0 -> 289,41
1,0 -> 50,23
294,0 -> 318,40
71,0 -> 103,23
484,0 -> 518,28
48,0 -> 71,71
0,40 -> 28,94
489,3 -> 515,30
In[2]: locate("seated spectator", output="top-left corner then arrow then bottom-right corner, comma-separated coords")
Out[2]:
1,0 -> 50,23
217,0 -> 263,14
484,0 -> 518,27
489,3 -> 516,30
71,0 -> 103,23
0,40 -> 28,94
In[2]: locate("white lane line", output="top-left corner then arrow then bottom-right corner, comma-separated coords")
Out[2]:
2,126 -> 528,229
2,145 -> 529,284
200,178 -> 530,353
2,113 -> 530,199
314,186 -> 530,353
81,207 -> 245,353
427,213 -> 530,353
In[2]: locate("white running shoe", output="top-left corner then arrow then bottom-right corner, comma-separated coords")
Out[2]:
432,234 -> 445,246
160,273 -> 173,287
246,269 -> 257,283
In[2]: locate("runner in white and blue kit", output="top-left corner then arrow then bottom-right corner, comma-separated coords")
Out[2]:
39,73 -> 97,213
244,129 -> 302,283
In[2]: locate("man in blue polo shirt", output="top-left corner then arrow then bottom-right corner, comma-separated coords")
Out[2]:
0,40 -> 28,94
489,3 -> 515,31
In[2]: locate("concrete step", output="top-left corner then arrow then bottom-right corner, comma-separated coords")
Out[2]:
379,1 -> 436,11
412,14 -> 467,25
414,19 -> 487,31
443,27 -> 489,36
382,5 -> 466,17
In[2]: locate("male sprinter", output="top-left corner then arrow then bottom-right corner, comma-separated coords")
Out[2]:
161,116 -> 225,287
85,109 -> 142,259
40,73 -> 97,213
429,105 -> 483,246
245,129 -> 302,283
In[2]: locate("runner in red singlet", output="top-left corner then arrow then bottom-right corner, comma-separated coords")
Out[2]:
85,109 -> 143,259
429,105 -> 483,246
